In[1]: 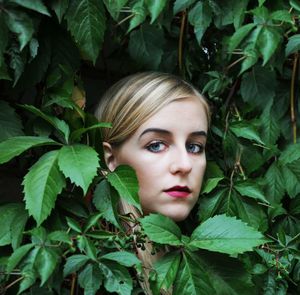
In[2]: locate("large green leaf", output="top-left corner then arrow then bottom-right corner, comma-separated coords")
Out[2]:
10,0 -> 50,16
190,214 -> 268,255
0,136 -> 58,164
0,203 -> 28,250
78,263 -> 103,295
280,160 -> 300,198
152,252 -> 181,294
0,101 -> 24,142
93,179 -> 122,229
63,254 -> 90,277
107,165 -> 140,210
228,23 -> 256,52
173,0 -> 197,14
101,251 -> 141,268
188,1 -> 212,44
146,0 -> 168,23
230,121 -> 264,144
50,0 -> 69,22
279,143 -> 300,164
58,144 -> 99,194
285,34 -> 300,56
104,0 -> 128,20
8,43 -> 26,86
101,261 -> 133,295
23,150 -> 66,225
127,0 -> 147,32
66,0 -> 106,64
240,65 -> 276,107
128,23 -> 164,70
173,251 -> 215,295
4,10 -> 34,50
139,214 -> 183,246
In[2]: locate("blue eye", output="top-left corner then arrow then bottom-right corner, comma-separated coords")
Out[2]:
146,141 -> 167,153
186,143 -> 204,154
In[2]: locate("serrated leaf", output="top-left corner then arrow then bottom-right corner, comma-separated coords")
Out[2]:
240,65 -> 276,108
101,251 -> 141,267
18,268 -> 37,294
77,235 -> 97,260
146,0 -> 168,23
78,263 -> 103,295
22,105 -> 70,143
279,143 -> 300,164
101,261 -> 133,295
290,0 -> 300,12
35,248 -> 60,285
128,23 -> 164,70
4,10 -> 34,51
285,34 -> 300,56
201,177 -> 223,194
173,0 -> 196,15
173,251 -> 215,295
139,214 -> 182,246
93,179 -> 122,229
23,150 -> 66,225
66,217 -> 82,233
152,252 -> 181,293
58,144 -> 99,194
66,0 -> 106,64
228,23 -> 256,52
107,165 -> 140,210
190,214 -> 268,254
234,180 -> 269,204
0,203 -> 28,250
51,0 -> 69,23
10,0 -> 50,16
0,101 -> 24,142
6,243 -> 34,273
8,44 -> 26,86
230,122 -> 264,144
64,254 -> 90,276
0,136 -> 58,164
280,160 -> 300,198
271,10 -> 293,24
83,212 -> 103,233
188,1 -> 212,44
104,0 -> 128,20
48,230 -> 72,245
127,0 -> 147,32
29,38 -> 39,59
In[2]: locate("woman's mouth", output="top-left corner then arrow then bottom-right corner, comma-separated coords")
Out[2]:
164,186 -> 191,198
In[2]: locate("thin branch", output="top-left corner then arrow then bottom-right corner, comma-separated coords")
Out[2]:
290,52 -> 298,144
178,11 -> 186,72
4,276 -> 23,291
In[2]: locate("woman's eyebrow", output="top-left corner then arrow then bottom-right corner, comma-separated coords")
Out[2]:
139,128 -> 171,139
190,131 -> 207,137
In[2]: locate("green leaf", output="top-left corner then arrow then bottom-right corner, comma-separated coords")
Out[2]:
127,0 -> 147,32
146,0 -> 168,23
29,38 -> 39,59
101,251 -> 141,267
18,268 -> 37,294
93,179 -> 122,229
201,177 -> 223,194
6,243 -> 34,273
35,248 -> 60,285
51,0 -> 69,22
0,101 -> 24,142
23,150 -> 66,225
58,144 -> 99,194
271,10 -> 293,24
10,0 -> 51,16
139,214 -> 182,246
8,44 -> 26,86
66,0 -> 106,64
280,160 -> 300,198
173,251 -> 215,294
78,263 -> 103,295
173,0 -> 197,15
48,230 -> 72,245
64,254 -> 90,276
0,203 -> 28,250
4,10 -> 34,51
240,65 -> 276,108
22,105 -> 70,143
258,27 -> 282,65
234,180 -> 269,204
66,217 -> 82,233
188,1 -> 212,44
0,136 -> 58,164
190,214 -> 268,255
107,165 -> 140,210
0,17 -> 8,65
77,235 -> 97,260
230,122 -> 264,144
285,34 -> 300,56
128,23 -> 164,70
290,0 -> 300,12
101,261 -> 133,295
152,252 -> 181,293
83,212 -> 103,233
85,231 -> 114,239
104,0 -> 128,20
279,143 -> 300,164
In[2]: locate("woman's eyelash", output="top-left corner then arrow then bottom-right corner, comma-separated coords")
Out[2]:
186,143 -> 205,154
146,141 -> 167,153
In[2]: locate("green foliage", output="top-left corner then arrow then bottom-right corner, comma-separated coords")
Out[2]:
0,0 -> 300,294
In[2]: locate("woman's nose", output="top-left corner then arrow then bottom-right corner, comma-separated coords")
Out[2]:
169,148 -> 192,174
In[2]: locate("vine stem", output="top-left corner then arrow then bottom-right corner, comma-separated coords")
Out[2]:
70,273 -> 76,295
290,52 -> 298,144
4,276 -> 23,291
178,11 -> 186,72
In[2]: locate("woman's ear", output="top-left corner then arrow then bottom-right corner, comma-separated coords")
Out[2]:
103,142 -> 118,171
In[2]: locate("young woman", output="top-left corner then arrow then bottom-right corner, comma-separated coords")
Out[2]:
95,71 -> 210,293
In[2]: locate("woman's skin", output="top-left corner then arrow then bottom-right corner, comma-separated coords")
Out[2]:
104,97 -> 208,221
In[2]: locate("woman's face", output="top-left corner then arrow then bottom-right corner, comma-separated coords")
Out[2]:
106,97 -> 208,221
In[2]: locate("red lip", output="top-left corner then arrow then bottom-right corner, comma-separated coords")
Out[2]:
164,186 -> 191,198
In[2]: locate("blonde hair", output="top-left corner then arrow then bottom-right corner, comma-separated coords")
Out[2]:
95,72 -> 209,294
95,72 -> 210,146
